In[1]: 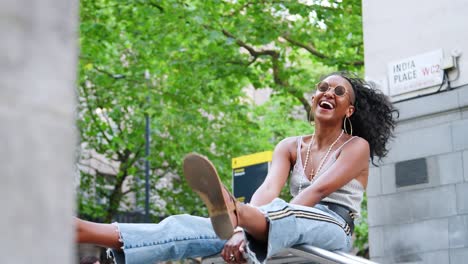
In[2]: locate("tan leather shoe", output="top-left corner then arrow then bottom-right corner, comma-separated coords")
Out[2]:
183,153 -> 239,240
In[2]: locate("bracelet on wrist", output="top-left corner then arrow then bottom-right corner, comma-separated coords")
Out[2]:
233,226 -> 243,233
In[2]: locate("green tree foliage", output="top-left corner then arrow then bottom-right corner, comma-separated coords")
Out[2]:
77,0 -> 367,253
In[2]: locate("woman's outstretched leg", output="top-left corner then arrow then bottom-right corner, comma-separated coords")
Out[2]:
77,215 -> 225,264
236,203 -> 268,241
76,218 -> 122,249
184,153 -> 269,242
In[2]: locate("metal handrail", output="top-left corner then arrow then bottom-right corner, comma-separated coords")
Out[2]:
202,245 -> 377,264
288,245 -> 377,264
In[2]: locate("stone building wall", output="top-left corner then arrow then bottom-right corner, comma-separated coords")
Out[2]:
363,0 -> 468,263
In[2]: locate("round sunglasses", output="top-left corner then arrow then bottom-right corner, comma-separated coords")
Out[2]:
316,81 -> 348,97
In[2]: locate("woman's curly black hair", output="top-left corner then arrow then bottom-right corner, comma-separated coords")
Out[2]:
322,72 -> 399,165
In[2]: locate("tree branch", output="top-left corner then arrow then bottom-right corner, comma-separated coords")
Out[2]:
125,144 -> 145,171
105,152 -> 132,222
282,34 -> 363,66
271,55 -> 288,87
78,159 -> 119,175
94,67 -> 126,79
80,58 -> 146,85
147,1 -> 164,13
95,169 -> 118,179
351,60 -> 364,66
221,29 -> 279,59
222,29 -> 285,85
284,86 -> 312,121
79,84 -> 115,149
122,188 -> 136,196
222,29 -> 313,119
282,34 -> 328,59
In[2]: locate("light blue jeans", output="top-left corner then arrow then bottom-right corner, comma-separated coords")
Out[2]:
109,198 -> 352,264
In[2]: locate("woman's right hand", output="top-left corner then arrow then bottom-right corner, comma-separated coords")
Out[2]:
221,231 -> 246,263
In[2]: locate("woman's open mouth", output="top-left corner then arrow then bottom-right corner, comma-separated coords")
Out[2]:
319,101 -> 335,110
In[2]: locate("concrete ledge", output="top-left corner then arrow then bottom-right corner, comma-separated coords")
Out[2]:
368,226 -> 384,258
383,218 -> 449,257
394,84 -> 468,122
450,248 -> 468,264
456,183 -> 468,214
369,185 -> 457,227
452,119 -> 468,151
367,167 -> 382,197
449,214 -> 468,249
385,123 -> 453,164
463,150 -> 468,182
377,250 -> 450,264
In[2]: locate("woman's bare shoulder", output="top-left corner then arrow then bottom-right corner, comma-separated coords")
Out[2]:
275,136 -> 303,150
341,136 -> 370,157
279,135 -> 302,144
274,136 -> 307,162
351,136 -> 370,148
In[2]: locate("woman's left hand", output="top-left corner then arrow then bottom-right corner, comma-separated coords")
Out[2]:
221,232 -> 246,263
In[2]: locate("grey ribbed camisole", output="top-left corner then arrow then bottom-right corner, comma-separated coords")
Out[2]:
289,135 -> 365,218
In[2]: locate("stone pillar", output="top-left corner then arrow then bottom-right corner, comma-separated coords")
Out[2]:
0,1 -> 77,263
366,88 -> 468,263
363,0 -> 468,263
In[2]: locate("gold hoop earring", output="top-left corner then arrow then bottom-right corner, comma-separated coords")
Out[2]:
343,116 -> 353,135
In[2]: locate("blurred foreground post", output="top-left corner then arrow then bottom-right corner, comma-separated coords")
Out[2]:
0,1 -> 77,263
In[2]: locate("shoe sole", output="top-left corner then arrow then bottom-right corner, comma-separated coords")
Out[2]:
183,153 -> 234,240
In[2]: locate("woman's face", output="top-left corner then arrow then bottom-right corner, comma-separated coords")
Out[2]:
311,75 -> 355,122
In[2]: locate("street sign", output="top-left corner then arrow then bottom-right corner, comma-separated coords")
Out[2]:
387,49 -> 444,96
232,151 -> 272,203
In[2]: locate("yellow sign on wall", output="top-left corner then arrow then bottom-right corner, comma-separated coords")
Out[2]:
231,151 -> 273,169
231,151 -> 273,203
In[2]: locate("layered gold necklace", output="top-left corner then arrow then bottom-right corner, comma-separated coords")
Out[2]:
298,130 -> 344,194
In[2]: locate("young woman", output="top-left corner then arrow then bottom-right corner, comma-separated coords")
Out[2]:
77,72 -> 397,264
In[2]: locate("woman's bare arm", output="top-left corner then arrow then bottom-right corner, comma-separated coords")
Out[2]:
249,137 -> 295,206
